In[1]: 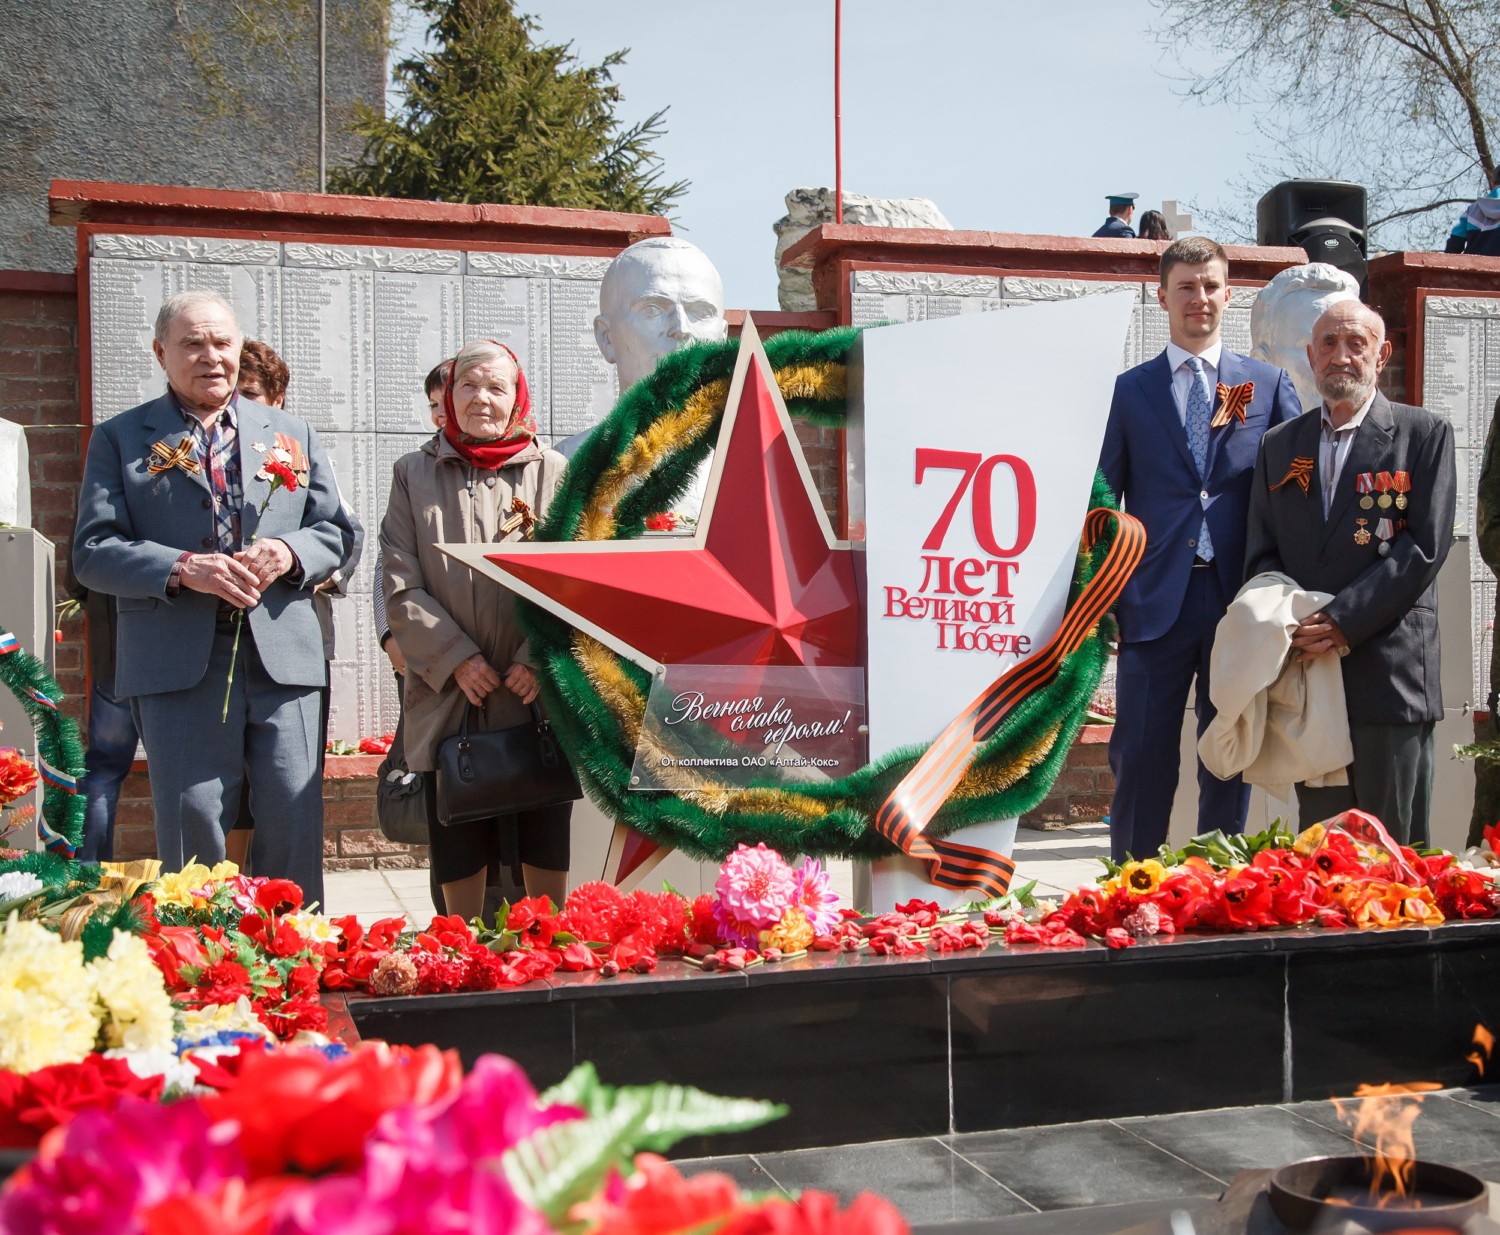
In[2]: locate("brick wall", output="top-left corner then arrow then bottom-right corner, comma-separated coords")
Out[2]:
113,757 -> 428,871
1019,724 -> 1115,827
1,271 -> 86,723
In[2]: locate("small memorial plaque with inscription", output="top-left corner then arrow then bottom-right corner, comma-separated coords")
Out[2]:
629,665 -> 866,790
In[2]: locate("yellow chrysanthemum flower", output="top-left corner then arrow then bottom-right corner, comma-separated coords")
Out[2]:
0,915 -> 100,1073
1120,859 -> 1168,897
91,931 -> 175,1053
151,862 -> 214,909
759,907 -> 814,954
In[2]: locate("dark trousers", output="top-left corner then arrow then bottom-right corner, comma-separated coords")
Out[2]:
80,682 -> 139,863
1109,566 -> 1250,862
1296,721 -> 1435,847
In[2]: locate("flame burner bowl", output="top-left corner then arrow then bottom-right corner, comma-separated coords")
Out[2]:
1267,1155 -> 1487,1232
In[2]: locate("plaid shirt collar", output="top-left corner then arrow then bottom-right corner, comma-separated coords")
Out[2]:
169,388 -> 243,552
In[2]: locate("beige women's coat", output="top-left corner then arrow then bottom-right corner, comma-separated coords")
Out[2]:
380,433 -> 566,771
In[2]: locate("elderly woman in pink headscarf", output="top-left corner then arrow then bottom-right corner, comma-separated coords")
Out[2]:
380,339 -> 570,920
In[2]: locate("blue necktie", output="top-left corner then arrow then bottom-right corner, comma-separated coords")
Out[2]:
1185,357 -> 1214,562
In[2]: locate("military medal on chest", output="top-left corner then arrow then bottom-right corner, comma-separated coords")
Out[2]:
1354,517 -> 1371,546
1375,515 -> 1395,556
1392,470 -> 1410,510
1375,470 -> 1395,509
1356,472 -> 1375,509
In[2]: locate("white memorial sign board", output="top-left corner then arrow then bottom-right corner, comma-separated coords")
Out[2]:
853,294 -> 1135,908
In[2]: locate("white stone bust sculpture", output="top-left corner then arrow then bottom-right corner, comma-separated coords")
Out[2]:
593,236 -> 729,391
1249,263 -> 1361,411
0,416 -> 29,528
559,238 -> 730,524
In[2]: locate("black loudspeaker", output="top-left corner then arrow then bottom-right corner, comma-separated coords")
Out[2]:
1257,179 -> 1368,287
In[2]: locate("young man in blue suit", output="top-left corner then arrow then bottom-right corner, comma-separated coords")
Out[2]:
74,291 -> 355,903
1099,237 -> 1303,861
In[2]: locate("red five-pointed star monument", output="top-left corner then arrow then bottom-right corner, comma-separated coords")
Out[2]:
440,320 -> 863,884
441,321 -> 863,676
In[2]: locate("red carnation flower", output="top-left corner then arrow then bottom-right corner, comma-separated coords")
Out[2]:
689,893 -> 721,945
263,458 -> 299,492
561,881 -> 629,944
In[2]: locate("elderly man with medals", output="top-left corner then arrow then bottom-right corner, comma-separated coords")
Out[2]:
1244,301 -> 1456,845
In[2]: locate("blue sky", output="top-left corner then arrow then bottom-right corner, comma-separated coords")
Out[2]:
391,2 -> 1275,311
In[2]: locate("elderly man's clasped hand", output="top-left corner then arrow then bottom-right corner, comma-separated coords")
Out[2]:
178,539 -> 296,607
1292,610 -> 1349,660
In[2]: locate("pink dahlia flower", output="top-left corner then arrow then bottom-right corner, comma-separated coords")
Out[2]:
714,843 -> 796,929
793,859 -> 841,934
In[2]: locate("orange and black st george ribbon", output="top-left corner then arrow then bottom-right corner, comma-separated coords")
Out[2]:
871,507 -> 1146,899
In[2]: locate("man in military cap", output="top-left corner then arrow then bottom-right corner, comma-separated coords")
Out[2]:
1094,193 -> 1138,238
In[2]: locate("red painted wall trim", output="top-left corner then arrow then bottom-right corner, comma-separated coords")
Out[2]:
50,180 -> 671,249
0,269 -> 77,294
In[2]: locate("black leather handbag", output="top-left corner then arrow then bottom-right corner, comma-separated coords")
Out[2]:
434,702 -> 582,826
372,712 -> 431,846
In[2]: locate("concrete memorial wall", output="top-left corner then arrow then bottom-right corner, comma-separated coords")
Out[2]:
1419,292 -> 1500,705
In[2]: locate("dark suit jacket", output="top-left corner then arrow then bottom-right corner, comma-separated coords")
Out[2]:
73,393 -> 355,698
1244,393 -> 1456,724
1093,216 -> 1136,239
1100,349 -> 1302,643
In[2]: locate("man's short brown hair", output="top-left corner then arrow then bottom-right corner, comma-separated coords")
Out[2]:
239,339 -> 290,404
1160,236 -> 1228,284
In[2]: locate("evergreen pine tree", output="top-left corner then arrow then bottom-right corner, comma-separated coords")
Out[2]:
330,0 -> 686,214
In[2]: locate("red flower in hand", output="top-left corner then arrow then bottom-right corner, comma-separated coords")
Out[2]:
262,458 -> 299,492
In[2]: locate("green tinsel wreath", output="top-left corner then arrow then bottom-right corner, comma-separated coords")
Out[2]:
517,327 -> 1118,864
0,627 -> 87,857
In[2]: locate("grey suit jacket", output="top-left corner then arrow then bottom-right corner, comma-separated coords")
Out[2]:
1244,393 -> 1456,724
72,392 -> 356,697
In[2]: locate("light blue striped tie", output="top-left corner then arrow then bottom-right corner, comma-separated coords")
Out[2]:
1185,357 -> 1214,562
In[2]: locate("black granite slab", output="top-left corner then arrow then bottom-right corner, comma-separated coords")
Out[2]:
576,975 -> 951,1155
340,918 -> 1500,1152
673,1153 -> 788,1196
1114,1105 -> 1361,1182
1286,942 -> 1497,1096
948,954 -> 1288,1130
945,1120 -> 1224,1210
757,1138 -> 1035,1222
350,994 -> 576,1082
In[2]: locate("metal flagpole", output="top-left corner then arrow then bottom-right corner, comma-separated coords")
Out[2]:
834,0 -> 843,224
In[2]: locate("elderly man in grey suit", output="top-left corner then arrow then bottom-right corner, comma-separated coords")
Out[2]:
1244,301 -> 1456,845
73,290 -> 355,902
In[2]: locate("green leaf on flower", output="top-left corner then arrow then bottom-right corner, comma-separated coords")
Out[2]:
512,1069 -> 785,1224
502,1100 -> 648,1222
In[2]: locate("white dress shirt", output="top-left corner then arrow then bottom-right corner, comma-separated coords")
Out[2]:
1165,340 -> 1224,425
1318,390 -> 1376,514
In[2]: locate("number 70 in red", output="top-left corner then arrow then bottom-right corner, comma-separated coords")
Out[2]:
915,448 -> 1037,558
